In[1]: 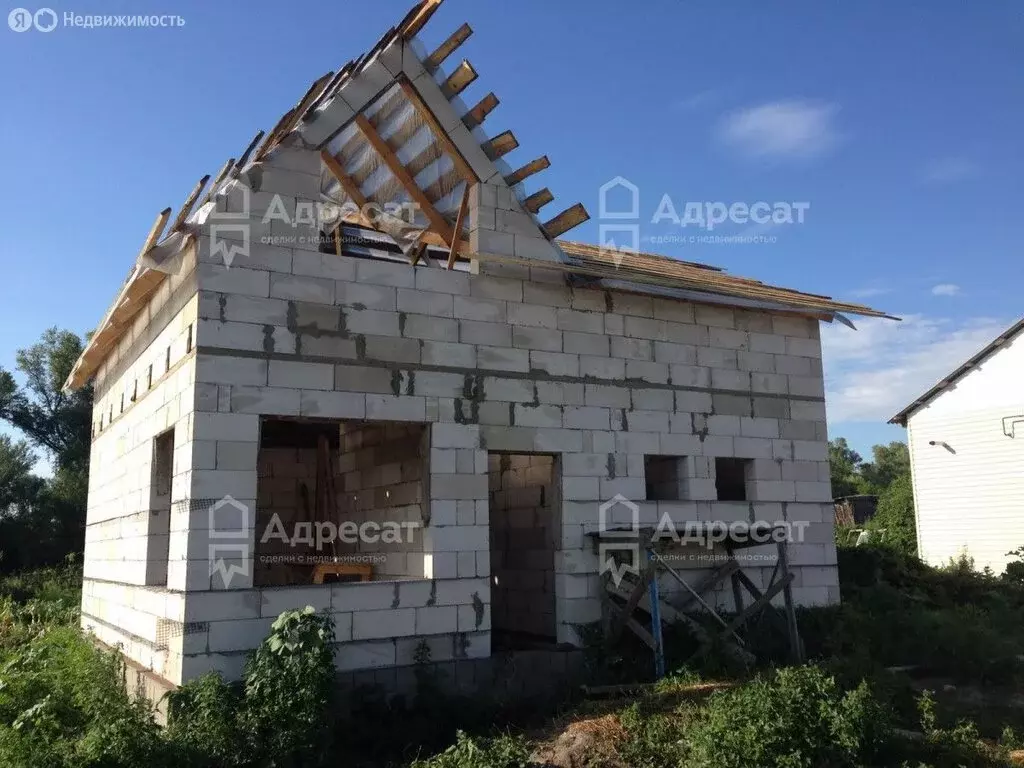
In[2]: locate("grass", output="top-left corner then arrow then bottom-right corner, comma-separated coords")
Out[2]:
5,545 -> 1024,766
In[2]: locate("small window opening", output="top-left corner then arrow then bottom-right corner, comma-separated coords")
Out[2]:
715,458 -> 751,502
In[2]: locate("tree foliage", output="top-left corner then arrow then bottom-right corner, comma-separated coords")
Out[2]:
0,328 -> 91,572
828,438 -> 869,498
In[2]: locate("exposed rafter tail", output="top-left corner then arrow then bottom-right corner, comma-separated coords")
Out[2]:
504,155 -> 549,186
543,203 -> 590,239
441,59 -> 478,99
139,208 -> 172,258
523,187 -> 553,214
463,92 -> 498,130
482,130 -> 518,160
199,158 -> 236,207
399,0 -> 443,40
170,175 -> 211,232
425,23 -> 472,72
236,131 -> 265,171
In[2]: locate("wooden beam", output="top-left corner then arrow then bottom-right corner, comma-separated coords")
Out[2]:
320,150 -> 368,208
170,175 -> 211,232
399,0 -> 442,39
441,59 -> 477,99
354,113 -> 453,244
447,183 -> 471,269
523,187 -> 553,214
462,92 -> 498,130
236,131 -> 265,171
253,108 -> 295,162
543,203 -> 590,239
482,130 -> 518,161
200,158 -> 237,207
399,78 -> 479,183
504,155 -> 549,186
425,23 -> 472,72
138,208 -> 172,258
255,71 -> 336,162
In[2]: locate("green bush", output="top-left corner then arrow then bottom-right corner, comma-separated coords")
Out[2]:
685,665 -> 891,768
409,730 -> 531,768
867,473 -> 917,556
0,625 -> 165,768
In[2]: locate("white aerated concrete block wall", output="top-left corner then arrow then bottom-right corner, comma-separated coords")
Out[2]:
86,140 -> 838,686
81,245 -> 201,684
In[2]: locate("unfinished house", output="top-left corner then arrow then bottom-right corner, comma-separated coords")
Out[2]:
67,0 -> 890,696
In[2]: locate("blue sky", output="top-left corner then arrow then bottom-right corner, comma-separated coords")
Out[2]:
1,0 -> 1021,462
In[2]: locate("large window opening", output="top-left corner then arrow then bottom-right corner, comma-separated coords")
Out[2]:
488,452 -> 560,650
255,418 -> 428,587
145,428 -> 174,586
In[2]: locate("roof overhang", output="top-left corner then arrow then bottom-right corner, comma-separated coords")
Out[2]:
889,317 -> 1024,425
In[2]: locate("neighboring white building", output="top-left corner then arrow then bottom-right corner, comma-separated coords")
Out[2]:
891,318 -> 1024,572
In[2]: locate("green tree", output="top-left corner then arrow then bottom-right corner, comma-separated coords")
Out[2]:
828,438 -> 868,498
860,441 -> 910,495
0,328 -> 92,475
867,472 -> 917,556
0,328 -> 91,571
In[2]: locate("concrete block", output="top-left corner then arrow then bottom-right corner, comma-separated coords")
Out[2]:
345,308 -> 401,336
512,326 -> 562,352
352,608 -> 416,640
268,360 -> 333,390
482,377 -> 535,403
415,606 -> 458,635
530,351 -> 579,377
415,268 -> 470,296
431,423 -> 480,449
626,360 -> 669,384
334,639 -> 396,672
459,320 -> 511,347
422,341 -> 476,367
299,390 -> 365,418
584,384 -> 630,408
564,332 -> 609,357
749,333 -> 787,354
291,251 -> 357,281
508,303 -> 557,329
334,364 -> 395,393
365,394 -> 425,421
355,259 -> 415,288
198,263 -> 270,298
454,296 -> 506,323
335,281 -> 397,311
269,273 -> 334,304
513,403 -> 563,428
397,288 -> 454,317
477,346 -> 529,373
580,356 -> 625,380
196,356 -> 268,386
611,337 -> 653,361
563,406 -> 611,431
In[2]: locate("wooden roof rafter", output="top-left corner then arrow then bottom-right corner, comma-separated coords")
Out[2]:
353,113 -> 454,246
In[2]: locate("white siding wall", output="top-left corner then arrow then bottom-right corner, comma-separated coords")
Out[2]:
907,333 -> 1024,572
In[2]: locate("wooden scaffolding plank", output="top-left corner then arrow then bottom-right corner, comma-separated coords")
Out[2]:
425,23 -> 473,72
504,155 -> 549,186
543,203 -> 590,239
462,92 -> 499,130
